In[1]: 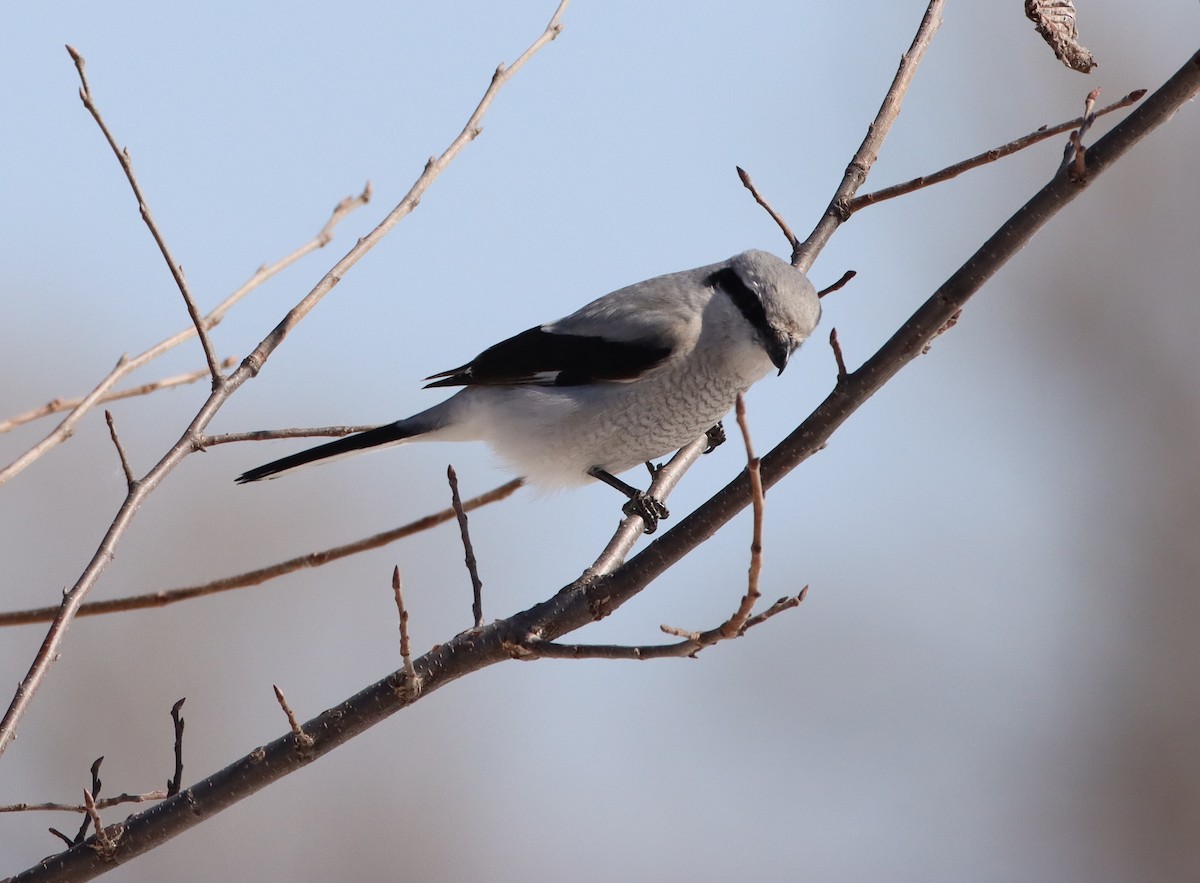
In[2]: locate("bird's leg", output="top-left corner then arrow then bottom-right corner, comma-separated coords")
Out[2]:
588,466 -> 670,535
703,421 -> 726,454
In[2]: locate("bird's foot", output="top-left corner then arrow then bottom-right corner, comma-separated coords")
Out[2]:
704,422 -> 726,454
621,492 -> 670,535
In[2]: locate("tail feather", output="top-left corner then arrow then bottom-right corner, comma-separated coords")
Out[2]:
235,422 -> 419,483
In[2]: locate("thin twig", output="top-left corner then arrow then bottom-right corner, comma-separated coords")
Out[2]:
817,270 -> 856,299
0,185 -> 369,487
719,394 -> 764,638
0,479 -> 522,627
736,166 -> 799,251
392,566 -> 419,694
67,46 -> 223,388
829,329 -> 849,382
0,359 -> 236,435
167,698 -> 185,796
201,425 -> 379,447
793,0 -> 945,271
82,789 -> 118,856
0,790 -> 174,815
519,590 -> 806,660
103,410 -> 136,490
448,466 -> 485,628
272,686 -> 313,751
850,89 -> 1144,210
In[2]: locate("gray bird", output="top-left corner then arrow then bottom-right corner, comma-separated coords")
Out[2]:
237,249 -> 821,533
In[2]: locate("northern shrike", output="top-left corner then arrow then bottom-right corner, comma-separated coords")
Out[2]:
237,249 -> 821,532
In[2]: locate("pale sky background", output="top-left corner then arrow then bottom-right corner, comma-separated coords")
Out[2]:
3,2 -> 1199,880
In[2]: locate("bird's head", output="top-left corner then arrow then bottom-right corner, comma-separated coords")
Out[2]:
715,250 -> 822,374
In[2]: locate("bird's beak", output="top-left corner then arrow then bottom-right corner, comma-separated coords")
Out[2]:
768,334 -> 795,375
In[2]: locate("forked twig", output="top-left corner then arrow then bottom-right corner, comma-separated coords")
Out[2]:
793,0 -> 945,271
849,89 -> 1144,210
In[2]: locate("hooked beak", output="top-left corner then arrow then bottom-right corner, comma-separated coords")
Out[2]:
767,334 -> 796,375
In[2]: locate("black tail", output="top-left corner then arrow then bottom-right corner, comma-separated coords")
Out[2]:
235,422 -> 415,483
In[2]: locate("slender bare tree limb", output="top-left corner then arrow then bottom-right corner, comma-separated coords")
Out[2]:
0,3 -> 567,759
392,566 -> 419,694
272,686 -> 314,752
66,46 -> 223,388
0,186 -> 369,487
102,411 -> 135,491
199,425 -> 379,447
0,360 -> 236,435
720,394 -> 764,638
447,465 -> 486,628
792,0 -> 945,271
847,89 -> 1145,211
736,165 -> 799,251
0,478 -> 522,627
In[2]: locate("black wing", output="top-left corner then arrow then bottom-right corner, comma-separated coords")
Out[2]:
424,326 -> 673,389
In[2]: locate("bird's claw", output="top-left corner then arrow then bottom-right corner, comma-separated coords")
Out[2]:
622,492 -> 670,534
704,422 -> 726,454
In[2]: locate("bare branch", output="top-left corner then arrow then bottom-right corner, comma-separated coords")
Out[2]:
103,410 -> 136,490
829,329 -> 849,382
0,479 -> 521,627
200,425 -> 379,447
793,0 -> 945,271
585,436 -> 709,578
0,359 -> 236,435
448,465 -> 485,628
67,45 -> 224,388
817,270 -> 856,299
720,394 -> 764,638
848,90 -> 1143,211
736,165 -> 799,251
